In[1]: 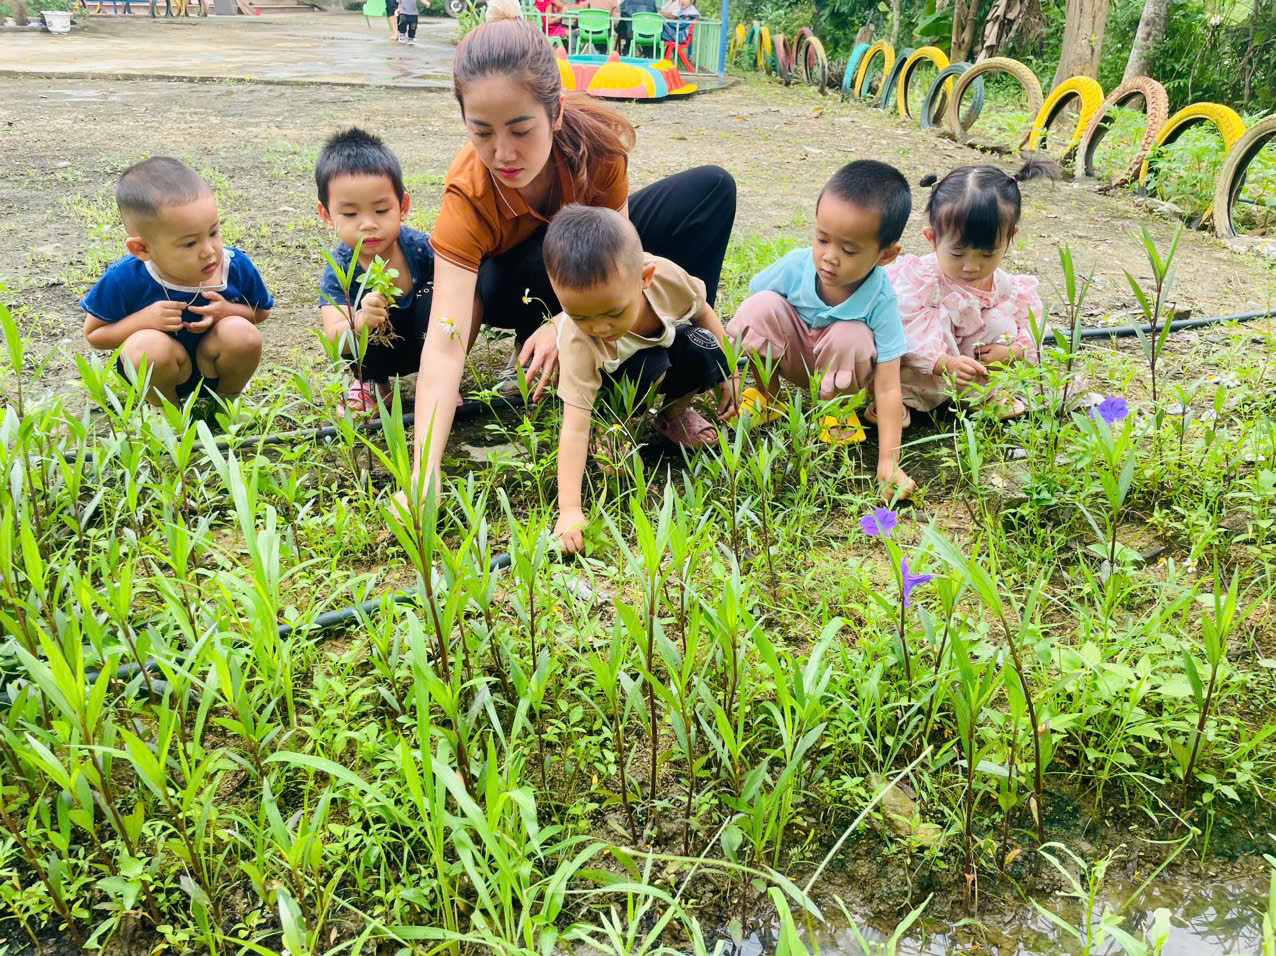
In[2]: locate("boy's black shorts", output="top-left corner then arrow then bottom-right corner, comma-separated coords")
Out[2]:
386,0 -> 398,15
115,339 -> 217,400
601,325 -> 729,404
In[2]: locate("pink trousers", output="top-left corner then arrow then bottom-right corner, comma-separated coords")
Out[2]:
727,291 -> 877,399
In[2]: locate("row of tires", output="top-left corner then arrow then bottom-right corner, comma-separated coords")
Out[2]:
729,25 -> 1274,239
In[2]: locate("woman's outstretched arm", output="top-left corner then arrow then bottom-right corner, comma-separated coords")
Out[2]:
410,258 -> 479,492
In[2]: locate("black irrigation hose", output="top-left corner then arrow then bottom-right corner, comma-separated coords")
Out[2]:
1078,309 -> 1272,340
75,394 -> 528,466
0,552 -> 516,707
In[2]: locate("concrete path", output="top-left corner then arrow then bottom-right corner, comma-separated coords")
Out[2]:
0,12 -> 458,88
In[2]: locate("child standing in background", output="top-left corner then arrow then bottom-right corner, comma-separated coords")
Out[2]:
397,0 -> 426,44
886,160 -> 1056,418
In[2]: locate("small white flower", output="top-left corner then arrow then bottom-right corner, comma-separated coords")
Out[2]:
439,315 -> 458,339
1185,557 -> 1198,574
522,287 -> 531,305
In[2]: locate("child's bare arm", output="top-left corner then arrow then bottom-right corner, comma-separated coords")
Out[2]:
872,358 -> 914,501
82,301 -> 185,350
691,303 -> 739,420
555,401 -> 593,553
690,302 -> 727,343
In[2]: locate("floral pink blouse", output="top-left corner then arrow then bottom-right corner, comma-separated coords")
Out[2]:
886,253 -> 1044,372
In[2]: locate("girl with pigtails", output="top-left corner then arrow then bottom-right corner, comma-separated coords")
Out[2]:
884,159 -> 1057,422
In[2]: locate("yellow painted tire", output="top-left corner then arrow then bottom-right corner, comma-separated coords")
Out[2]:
728,22 -> 745,60
1026,75 -> 1104,155
896,45 -> 950,119
1139,102 -> 1248,186
1213,114 -> 1276,238
853,39 -> 894,101
944,56 -> 1043,145
758,24 -> 772,72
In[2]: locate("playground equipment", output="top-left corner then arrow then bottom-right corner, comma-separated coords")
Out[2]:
555,47 -> 698,99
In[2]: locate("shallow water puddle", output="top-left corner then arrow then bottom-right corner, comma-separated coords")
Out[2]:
721,872 -> 1267,955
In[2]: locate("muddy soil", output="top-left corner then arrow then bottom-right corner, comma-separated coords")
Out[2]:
1,74 -> 1273,402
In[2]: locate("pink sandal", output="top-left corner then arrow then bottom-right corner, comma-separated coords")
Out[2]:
340,379 -> 392,417
656,407 -> 719,448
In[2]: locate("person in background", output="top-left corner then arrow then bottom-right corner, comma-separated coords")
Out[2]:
659,0 -> 697,45
397,0 -> 427,44
567,0 -> 618,51
615,0 -> 656,54
533,0 -> 567,41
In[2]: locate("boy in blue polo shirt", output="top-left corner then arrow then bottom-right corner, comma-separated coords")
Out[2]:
81,157 -> 272,407
727,159 -> 915,500
316,127 -> 435,415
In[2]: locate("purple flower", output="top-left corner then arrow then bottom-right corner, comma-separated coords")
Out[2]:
1093,396 -> 1129,425
900,558 -> 935,608
860,508 -> 899,539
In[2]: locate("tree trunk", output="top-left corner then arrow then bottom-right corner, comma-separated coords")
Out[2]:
1121,0 -> 1168,84
854,22 -> 875,47
890,0 -> 901,46
977,0 -> 1037,62
1052,0 -> 1111,89
951,0 -> 981,63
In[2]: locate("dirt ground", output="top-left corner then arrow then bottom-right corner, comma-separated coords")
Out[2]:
2,51 -> 1275,401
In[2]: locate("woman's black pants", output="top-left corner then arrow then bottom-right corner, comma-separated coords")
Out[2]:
475,165 -> 737,344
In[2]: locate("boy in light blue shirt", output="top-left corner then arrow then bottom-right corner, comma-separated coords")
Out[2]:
727,159 -> 914,500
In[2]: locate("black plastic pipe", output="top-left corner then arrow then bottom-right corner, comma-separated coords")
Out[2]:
0,552 -> 515,707
1078,309 -> 1272,340
75,394 -> 527,467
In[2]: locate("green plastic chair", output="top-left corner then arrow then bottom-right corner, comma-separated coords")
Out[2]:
363,0 -> 386,24
630,11 -> 662,58
575,8 -> 613,54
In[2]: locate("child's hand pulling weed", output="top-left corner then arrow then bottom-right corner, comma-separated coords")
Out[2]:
357,291 -> 389,333
555,507 -> 587,554
879,462 -> 915,502
937,354 -> 988,387
715,372 -> 740,420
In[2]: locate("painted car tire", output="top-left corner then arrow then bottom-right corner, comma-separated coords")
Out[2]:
876,47 -> 916,110
841,42 -> 871,102
897,45 -> 950,120
920,62 -> 984,132
1212,113 -> 1276,238
1076,76 -> 1170,185
853,39 -> 895,101
944,56 -> 1044,145
1026,75 -> 1104,156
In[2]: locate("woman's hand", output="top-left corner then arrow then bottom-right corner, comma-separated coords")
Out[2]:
517,323 -> 560,403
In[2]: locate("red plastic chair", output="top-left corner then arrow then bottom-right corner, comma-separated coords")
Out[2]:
664,18 -> 695,72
